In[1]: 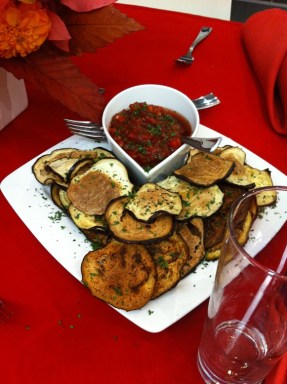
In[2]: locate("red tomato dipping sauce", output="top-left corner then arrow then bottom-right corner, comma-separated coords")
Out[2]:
109,102 -> 192,170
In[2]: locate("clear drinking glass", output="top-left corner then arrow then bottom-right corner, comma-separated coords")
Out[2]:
197,186 -> 287,384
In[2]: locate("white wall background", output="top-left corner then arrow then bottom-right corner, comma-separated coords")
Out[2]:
117,0 -> 232,20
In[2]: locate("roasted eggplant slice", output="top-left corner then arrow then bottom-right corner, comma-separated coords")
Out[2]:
244,166 -> 276,206
67,159 -> 95,181
66,149 -> 115,182
235,210 -> 254,246
158,175 -> 224,221
204,184 -> 248,251
83,147 -> 115,160
46,157 -> 83,183
65,147 -> 114,161
81,240 -> 156,311
67,158 -> 134,215
219,146 -> 246,164
125,183 -> 182,222
212,145 -> 232,155
81,228 -> 109,248
105,196 -> 175,244
69,204 -> 108,231
32,148 -> 77,185
51,183 -> 65,210
177,218 -> 205,277
174,152 -> 234,187
225,163 -> 255,188
186,146 -> 232,162
146,232 -> 188,298
214,196 -> 258,263
219,147 -> 254,188
58,189 -> 71,211
205,192 -> 258,261
186,148 -> 200,162
205,243 -> 222,261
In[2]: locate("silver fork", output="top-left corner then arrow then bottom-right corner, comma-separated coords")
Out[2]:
176,26 -> 213,65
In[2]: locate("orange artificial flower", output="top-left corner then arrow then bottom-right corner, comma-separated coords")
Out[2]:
0,1 -> 51,58
0,0 -> 144,122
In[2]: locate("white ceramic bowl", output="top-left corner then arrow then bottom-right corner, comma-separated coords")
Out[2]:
102,84 -> 199,184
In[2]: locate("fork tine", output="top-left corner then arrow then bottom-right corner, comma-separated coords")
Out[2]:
64,118 -> 102,128
66,122 -> 104,131
66,120 -> 107,140
64,117 -> 107,141
68,125 -> 104,134
69,130 -> 107,141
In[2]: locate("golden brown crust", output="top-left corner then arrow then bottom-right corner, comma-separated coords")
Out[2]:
125,183 -> 182,222
147,232 -> 188,298
81,241 -> 156,311
174,152 -> 234,187
105,197 -> 175,243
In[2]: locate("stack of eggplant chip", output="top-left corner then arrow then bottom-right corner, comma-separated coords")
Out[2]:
32,145 -> 276,311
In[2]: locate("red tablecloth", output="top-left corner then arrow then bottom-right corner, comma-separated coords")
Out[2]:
0,5 -> 286,384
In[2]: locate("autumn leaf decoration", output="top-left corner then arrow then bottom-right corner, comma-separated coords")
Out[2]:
0,0 -> 144,123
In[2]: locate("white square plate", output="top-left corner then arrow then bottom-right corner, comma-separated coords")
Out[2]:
1,124 -> 287,333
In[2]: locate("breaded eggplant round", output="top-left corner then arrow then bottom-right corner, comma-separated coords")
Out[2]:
81,241 -> 156,311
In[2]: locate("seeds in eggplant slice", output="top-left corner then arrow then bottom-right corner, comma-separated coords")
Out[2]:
105,196 -> 175,244
174,152 -> 234,187
124,183 -> 182,222
158,175 -> 224,221
67,158 -> 134,215
146,232 -> 188,299
81,240 -> 156,311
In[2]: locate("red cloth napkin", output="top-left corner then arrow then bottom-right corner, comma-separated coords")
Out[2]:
242,8 -> 287,135
265,352 -> 287,384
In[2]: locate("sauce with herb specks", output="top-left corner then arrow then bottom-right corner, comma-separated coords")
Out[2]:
109,102 -> 192,170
